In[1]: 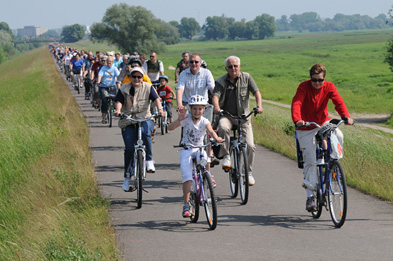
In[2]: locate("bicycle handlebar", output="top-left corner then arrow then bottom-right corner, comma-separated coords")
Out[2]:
219,107 -> 259,120
296,117 -> 349,129
119,113 -> 157,122
173,138 -> 224,149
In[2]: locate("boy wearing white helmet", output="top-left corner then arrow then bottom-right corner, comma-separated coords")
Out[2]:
168,95 -> 223,218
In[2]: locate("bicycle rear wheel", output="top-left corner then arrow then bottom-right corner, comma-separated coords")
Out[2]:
203,172 -> 217,230
136,150 -> 144,209
239,146 -> 249,205
229,146 -> 238,198
328,160 -> 347,228
189,191 -> 199,223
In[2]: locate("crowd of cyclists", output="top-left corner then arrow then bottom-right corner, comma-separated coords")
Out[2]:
49,43 -> 353,222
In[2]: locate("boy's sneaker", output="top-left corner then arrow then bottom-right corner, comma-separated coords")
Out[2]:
222,155 -> 231,169
306,196 -> 317,212
146,160 -> 155,173
122,173 -> 131,192
248,172 -> 255,186
210,156 -> 220,168
182,205 -> 191,218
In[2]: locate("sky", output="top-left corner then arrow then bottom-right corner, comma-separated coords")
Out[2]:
2,0 -> 393,30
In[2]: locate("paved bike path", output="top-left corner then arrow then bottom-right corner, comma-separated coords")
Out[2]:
67,81 -> 393,260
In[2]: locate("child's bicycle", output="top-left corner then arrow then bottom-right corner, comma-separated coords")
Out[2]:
159,98 -> 172,135
219,108 -> 258,205
296,118 -> 349,228
174,139 -> 221,230
120,113 -> 157,209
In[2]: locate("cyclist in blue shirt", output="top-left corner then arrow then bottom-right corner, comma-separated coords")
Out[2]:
97,56 -> 120,123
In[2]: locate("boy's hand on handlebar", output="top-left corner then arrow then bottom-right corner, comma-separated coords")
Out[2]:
256,106 -> 263,114
296,120 -> 306,127
345,117 -> 354,125
114,110 -> 121,117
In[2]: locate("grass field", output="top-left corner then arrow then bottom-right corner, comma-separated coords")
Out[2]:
76,29 -> 393,117
0,48 -> 119,259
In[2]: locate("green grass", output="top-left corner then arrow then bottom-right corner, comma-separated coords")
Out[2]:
159,29 -> 393,116
0,48 -> 119,259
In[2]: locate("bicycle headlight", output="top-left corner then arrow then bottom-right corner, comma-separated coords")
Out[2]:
200,159 -> 208,167
137,139 -> 143,146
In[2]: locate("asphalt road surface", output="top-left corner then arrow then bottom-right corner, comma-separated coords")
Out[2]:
68,81 -> 393,261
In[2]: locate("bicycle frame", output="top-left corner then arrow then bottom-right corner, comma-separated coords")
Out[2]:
121,113 -> 156,208
296,119 -> 348,227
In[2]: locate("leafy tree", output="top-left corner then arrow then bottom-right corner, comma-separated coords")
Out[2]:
254,14 -> 275,39
245,21 -> 259,40
203,16 -> 234,40
276,15 -> 291,31
0,22 -> 13,38
61,24 -> 85,43
44,29 -> 60,39
228,20 -> 247,39
90,4 -> 164,53
179,17 -> 200,39
169,20 -> 180,29
156,21 -> 180,45
385,5 -> 393,72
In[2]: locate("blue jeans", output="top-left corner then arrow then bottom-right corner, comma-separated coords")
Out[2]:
122,120 -> 154,177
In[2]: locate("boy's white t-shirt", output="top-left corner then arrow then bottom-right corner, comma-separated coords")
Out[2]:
180,113 -> 209,146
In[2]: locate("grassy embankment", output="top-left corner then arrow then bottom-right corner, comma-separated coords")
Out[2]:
75,29 -> 393,201
0,47 -> 119,259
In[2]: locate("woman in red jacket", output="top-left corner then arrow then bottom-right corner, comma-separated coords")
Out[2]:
291,63 -> 354,212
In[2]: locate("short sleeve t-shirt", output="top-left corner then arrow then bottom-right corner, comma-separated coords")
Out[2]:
180,114 -> 209,146
157,85 -> 173,102
98,66 -> 120,87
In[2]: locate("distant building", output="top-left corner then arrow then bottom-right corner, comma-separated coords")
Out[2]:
17,26 -> 48,38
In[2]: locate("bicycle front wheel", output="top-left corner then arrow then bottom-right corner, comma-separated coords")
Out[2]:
203,172 -> 217,230
161,116 -> 165,135
239,146 -> 249,205
108,100 -> 113,128
77,79 -> 80,94
136,150 -> 144,209
328,160 -> 347,228
229,146 -> 238,198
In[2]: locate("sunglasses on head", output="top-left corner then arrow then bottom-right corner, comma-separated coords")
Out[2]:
311,78 -> 325,82
131,75 -> 143,79
190,60 -> 199,64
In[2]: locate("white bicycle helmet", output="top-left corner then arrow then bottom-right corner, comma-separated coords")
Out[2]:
188,95 -> 208,106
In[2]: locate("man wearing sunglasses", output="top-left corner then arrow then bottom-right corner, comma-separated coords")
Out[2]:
143,52 -> 164,83
291,63 -> 354,212
117,57 -> 151,88
176,53 -> 215,116
212,56 -> 263,186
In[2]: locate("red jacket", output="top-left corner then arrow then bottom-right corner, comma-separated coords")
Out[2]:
291,80 -> 350,129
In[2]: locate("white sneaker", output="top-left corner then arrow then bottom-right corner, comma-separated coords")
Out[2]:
146,160 -> 155,173
248,172 -> 255,186
122,173 -> 131,191
222,155 -> 231,169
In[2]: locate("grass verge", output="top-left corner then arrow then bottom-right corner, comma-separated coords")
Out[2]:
0,47 -> 120,259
